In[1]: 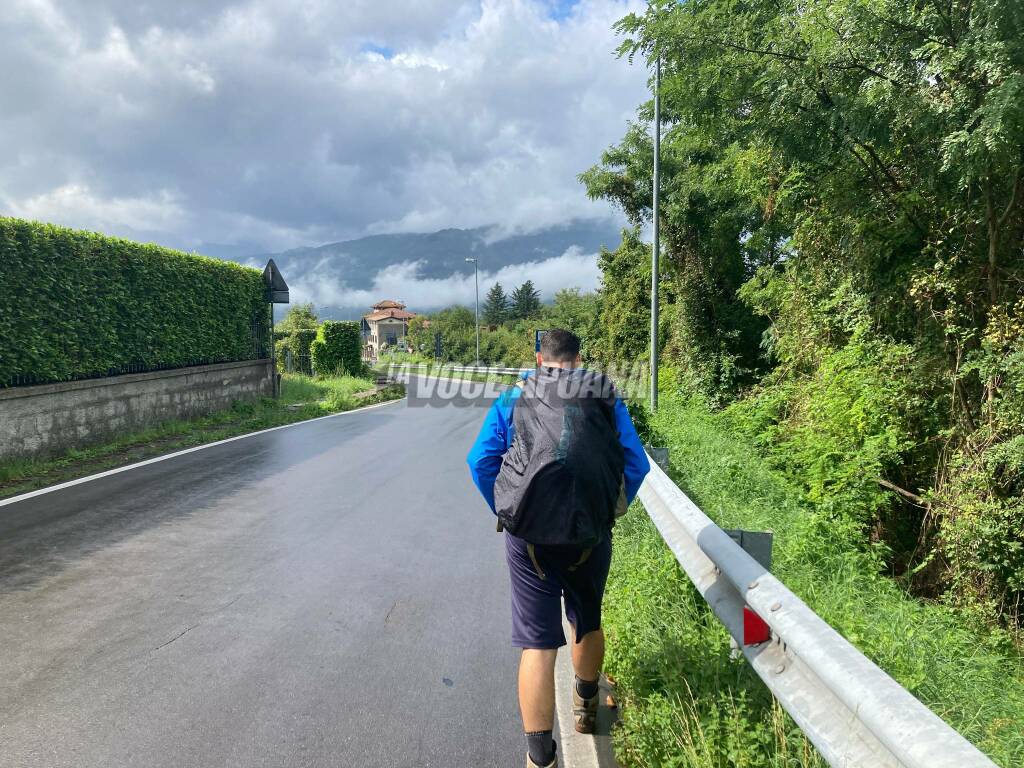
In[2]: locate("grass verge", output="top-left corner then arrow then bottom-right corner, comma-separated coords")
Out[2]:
0,373 -> 404,501
603,393 -> 1024,767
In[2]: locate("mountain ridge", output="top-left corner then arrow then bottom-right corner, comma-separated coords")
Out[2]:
227,218 -> 624,318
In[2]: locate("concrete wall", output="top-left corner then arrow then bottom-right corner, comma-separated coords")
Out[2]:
0,360 -> 275,461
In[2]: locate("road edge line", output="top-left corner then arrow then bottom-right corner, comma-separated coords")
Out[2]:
0,397 -> 404,508
556,614 -> 614,768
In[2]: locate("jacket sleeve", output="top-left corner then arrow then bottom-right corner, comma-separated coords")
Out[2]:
614,398 -> 651,504
466,391 -> 515,513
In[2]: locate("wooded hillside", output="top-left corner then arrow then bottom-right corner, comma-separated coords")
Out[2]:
582,0 -> 1024,630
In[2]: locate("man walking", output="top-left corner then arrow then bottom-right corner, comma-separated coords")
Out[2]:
467,329 -> 650,768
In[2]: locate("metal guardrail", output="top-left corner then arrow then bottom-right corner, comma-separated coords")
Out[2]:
638,451 -> 997,768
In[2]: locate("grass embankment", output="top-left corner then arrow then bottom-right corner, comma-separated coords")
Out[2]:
604,394 -> 1024,767
0,373 -> 404,501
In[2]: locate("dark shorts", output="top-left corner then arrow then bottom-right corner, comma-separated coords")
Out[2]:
505,532 -> 613,649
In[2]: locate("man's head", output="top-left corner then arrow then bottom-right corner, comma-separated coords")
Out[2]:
538,329 -> 582,369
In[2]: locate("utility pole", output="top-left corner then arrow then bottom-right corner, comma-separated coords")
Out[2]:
465,257 -> 480,365
650,52 -> 661,411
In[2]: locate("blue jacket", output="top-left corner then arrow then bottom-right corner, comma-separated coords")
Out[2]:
466,372 -> 651,513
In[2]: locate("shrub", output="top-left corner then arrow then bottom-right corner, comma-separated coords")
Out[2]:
276,329 -> 317,375
0,217 -> 268,387
310,321 -> 361,377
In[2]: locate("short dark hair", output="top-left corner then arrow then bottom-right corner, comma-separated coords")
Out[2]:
540,329 -> 581,362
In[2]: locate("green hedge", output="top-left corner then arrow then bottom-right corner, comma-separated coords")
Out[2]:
0,217 -> 269,387
310,321 -> 361,377
276,329 -> 317,375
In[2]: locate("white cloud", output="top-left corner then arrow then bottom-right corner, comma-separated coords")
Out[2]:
290,246 -> 602,310
5,184 -> 186,235
0,0 -> 645,255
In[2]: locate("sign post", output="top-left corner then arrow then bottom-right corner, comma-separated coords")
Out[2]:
534,329 -> 549,366
263,259 -> 290,398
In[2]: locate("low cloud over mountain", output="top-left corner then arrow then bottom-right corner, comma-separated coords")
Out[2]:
237,219 -> 622,318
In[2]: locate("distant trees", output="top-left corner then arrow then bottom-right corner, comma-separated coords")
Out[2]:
544,288 -> 601,360
510,280 -> 542,320
482,283 -> 509,325
277,302 -> 319,333
408,305 -> 476,362
411,282 -> 604,367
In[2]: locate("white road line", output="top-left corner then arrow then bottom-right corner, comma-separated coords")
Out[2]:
556,614 -> 618,768
0,397 -> 404,508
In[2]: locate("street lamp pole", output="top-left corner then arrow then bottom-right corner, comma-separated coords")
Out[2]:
465,257 -> 480,365
650,52 -> 661,411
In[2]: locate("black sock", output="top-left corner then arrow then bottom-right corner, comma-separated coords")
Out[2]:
575,675 -> 599,699
526,730 -> 555,765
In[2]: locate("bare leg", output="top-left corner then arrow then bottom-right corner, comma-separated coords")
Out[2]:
518,648 -> 558,731
571,626 -> 605,683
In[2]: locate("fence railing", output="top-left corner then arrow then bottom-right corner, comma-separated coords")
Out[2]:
638,450 -> 997,768
282,352 -> 313,376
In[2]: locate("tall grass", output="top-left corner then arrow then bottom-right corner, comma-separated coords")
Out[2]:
603,393 -> 1024,767
280,372 -> 380,410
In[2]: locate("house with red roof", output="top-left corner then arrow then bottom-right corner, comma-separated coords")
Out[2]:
361,300 -> 416,359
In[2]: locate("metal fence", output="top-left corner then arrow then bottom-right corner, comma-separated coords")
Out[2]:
638,450 -> 997,768
282,352 -> 313,376
0,315 -> 271,390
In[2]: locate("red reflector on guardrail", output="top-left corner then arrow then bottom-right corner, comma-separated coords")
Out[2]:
743,606 -> 771,645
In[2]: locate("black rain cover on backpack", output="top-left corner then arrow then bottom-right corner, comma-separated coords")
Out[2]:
494,367 -> 625,548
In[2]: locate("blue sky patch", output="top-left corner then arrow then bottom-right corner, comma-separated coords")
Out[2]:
547,0 -> 581,21
360,42 -> 395,59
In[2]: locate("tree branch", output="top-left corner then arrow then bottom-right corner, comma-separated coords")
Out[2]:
997,163 -> 1024,230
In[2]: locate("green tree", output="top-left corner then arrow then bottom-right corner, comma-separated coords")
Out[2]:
587,0 -> 1024,623
510,280 -> 542,320
542,288 -> 601,360
482,283 -> 509,325
421,306 -> 476,363
276,302 -> 319,334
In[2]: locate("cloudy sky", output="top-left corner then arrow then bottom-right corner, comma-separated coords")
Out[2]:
1,0 -> 647,262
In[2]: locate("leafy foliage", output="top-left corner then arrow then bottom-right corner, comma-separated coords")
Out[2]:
586,0 -> 1024,627
276,329 -> 318,375
276,302 -> 319,334
0,217 -> 268,388
310,320 -> 362,377
587,231 -> 652,367
604,396 -> 1024,767
543,288 -> 602,360
409,289 -> 605,367
409,306 -> 477,362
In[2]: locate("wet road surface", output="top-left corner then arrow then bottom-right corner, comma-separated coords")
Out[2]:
0,384 -> 523,767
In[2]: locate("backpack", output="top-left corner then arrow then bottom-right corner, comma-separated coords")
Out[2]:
493,367 -> 626,549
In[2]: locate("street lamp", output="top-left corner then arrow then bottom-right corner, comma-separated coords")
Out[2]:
650,52 -> 661,411
465,257 -> 480,365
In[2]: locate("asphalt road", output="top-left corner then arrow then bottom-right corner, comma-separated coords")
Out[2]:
0,380 -> 526,767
